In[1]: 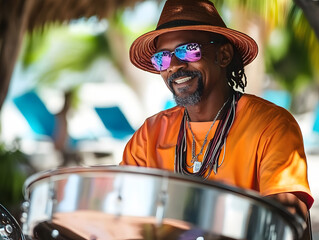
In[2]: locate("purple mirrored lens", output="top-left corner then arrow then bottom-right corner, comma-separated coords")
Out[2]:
151,51 -> 171,71
151,43 -> 202,71
175,43 -> 201,62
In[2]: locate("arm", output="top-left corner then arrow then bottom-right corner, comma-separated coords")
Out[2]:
266,193 -> 311,240
256,108 -> 314,239
120,124 -> 148,166
266,192 -> 307,220
257,108 -> 313,207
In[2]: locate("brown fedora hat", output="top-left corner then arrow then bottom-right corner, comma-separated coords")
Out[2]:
130,0 -> 258,74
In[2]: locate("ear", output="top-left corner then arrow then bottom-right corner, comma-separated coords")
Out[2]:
216,43 -> 234,67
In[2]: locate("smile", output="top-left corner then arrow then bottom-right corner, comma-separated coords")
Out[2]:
174,76 -> 193,84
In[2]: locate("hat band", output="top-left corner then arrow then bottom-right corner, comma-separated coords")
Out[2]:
156,20 -> 209,30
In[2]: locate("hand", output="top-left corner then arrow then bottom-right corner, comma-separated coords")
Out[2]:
266,192 -> 311,240
266,192 -> 307,219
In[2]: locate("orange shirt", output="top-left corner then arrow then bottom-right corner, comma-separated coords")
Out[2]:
121,94 -> 314,208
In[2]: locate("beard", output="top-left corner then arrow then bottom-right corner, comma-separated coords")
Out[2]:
168,70 -> 204,107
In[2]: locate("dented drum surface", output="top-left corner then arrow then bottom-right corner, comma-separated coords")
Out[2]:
22,166 -> 305,240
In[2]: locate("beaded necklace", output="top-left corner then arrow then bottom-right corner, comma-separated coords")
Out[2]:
174,91 -> 242,179
185,98 -> 229,172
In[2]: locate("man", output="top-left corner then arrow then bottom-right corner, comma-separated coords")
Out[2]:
121,0 -> 313,238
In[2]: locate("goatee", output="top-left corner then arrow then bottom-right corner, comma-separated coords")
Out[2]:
168,70 -> 203,106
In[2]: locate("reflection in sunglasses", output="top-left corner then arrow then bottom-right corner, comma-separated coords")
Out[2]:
151,42 -> 214,71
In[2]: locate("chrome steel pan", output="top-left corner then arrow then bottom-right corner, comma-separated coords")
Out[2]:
22,166 -> 305,240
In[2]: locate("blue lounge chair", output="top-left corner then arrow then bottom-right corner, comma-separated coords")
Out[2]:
13,90 -> 56,139
13,90 -> 85,165
12,90 -> 80,147
94,106 -> 135,140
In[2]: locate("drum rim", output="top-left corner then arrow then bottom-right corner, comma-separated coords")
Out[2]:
23,165 -> 306,238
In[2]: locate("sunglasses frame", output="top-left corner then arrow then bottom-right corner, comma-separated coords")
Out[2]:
151,41 -> 215,72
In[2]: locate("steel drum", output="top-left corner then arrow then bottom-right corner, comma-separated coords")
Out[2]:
21,166 -> 306,240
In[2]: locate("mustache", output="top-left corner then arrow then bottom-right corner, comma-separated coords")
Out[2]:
168,70 -> 202,85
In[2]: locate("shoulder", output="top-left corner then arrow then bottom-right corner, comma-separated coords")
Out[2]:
236,94 -> 302,136
131,106 -> 184,138
238,93 -> 296,122
144,106 -> 185,126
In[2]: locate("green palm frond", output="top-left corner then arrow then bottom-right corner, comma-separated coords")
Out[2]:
39,33 -> 110,84
265,26 -> 313,93
0,141 -> 30,206
20,23 -> 112,88
213,0 -> 319,89
20,27 -> 52,67
288,5 -> 319,77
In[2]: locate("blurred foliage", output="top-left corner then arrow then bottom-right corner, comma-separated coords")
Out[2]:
20,23 -> 112,86
213,0 -> 319,94
111,6 -> 159,44
215,0 -> 292,28
288,5 -> 319,78
264,3 -> 319,94
0,140 -> 33,209
265,26 -> 313,93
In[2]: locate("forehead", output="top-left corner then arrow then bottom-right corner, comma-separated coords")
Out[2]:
155,30 -> 212,50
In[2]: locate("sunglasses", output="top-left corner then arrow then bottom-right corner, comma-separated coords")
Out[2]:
151,42 -> 214,72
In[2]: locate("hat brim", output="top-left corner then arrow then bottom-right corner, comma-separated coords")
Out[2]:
130,25 -> 258,74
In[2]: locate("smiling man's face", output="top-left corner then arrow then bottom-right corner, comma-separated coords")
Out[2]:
155,30 -> 228,107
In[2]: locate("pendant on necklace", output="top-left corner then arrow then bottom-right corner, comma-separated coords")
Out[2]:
193,160 -> 202,173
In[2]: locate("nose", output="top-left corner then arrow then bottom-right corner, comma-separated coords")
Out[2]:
167,54 -> 188,73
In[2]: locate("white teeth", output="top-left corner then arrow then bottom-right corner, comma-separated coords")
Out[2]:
175,76 -> 192,84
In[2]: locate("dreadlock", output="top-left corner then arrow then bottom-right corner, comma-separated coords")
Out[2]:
209,32 -> 247,92
226,47 -> 247,92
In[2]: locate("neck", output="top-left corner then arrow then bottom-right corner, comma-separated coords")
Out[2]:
185,87 -> 233,122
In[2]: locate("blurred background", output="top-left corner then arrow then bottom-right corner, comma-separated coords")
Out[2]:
1,0 -> 319,238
